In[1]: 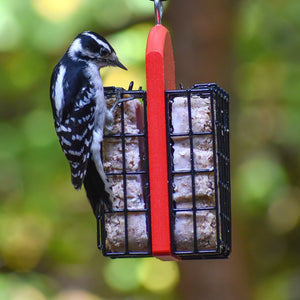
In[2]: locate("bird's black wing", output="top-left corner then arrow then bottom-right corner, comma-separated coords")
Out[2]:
55,78 -> 96,190
50,61 -> 111,216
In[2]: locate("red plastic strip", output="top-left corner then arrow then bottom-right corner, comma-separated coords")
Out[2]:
146,25 -> 179,260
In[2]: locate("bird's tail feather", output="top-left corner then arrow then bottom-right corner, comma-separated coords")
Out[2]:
83,159 -> 112,217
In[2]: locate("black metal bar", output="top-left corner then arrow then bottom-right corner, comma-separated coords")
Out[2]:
165,91 -> 176,255
186,90 -> 199,253
142,92 -> 153,256
211,87 -> 221,254
120,99 -> 129,254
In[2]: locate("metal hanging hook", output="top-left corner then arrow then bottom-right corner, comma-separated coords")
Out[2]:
149,0 -> 166,25
154,0 -> 163,25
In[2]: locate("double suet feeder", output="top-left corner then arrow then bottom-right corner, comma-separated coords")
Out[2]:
97,0 -> 231,260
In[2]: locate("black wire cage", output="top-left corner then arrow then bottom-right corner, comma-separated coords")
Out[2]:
166,84 -> 231,259
98,87 -> 152,257
98,83 -> 231,260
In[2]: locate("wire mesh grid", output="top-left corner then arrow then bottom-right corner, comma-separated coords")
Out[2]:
98,84 -> 231,259
98,87 -> 152,257
166,83 -> 231,259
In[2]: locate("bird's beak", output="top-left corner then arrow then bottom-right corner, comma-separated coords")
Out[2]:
109,53 -> 127,70
113,58 -> 127,70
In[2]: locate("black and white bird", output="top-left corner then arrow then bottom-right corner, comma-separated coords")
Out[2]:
50,31 -> 127,217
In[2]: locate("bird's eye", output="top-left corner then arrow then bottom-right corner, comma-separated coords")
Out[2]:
100,47 -> 110,57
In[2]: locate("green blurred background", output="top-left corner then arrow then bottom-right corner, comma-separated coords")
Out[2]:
1,0 -> 300,299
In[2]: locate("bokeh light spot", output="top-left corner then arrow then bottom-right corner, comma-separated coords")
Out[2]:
54,289 -> 102,300
0,3 -> 20,51
31,0 -> 83,22
235,153 -> 287,212
22,110 -> 56,148
268,188 -> 300,234
138,258 -> 179,293
11,285 -> 47,300
104,259 -> 141,292
0,213 -> 52,271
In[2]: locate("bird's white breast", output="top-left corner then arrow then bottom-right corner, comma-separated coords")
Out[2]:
85,63 -> 106,158
53,65 -> 66,117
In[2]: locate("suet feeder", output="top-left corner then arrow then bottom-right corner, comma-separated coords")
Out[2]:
97,0 -> 231,260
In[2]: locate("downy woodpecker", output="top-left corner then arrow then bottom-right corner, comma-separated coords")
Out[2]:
50,31 -> 127,216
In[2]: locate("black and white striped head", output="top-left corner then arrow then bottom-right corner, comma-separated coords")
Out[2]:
67,31 -> 127,70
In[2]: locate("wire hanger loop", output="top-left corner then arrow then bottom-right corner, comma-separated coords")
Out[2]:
149,0 -> 165,25
155,0 -> 163,24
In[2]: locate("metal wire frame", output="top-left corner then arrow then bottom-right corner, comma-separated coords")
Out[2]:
165,83 -> 231,259
98,84 -> 231,259
97,87 -> 152,258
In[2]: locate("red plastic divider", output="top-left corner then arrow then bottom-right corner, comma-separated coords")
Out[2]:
145,25 -> 179,260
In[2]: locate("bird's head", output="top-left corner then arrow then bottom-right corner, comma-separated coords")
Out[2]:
68,31 -> 127,70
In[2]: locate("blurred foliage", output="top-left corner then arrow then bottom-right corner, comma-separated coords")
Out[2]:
234,0 -> 300,299
1,0 -> 300,299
